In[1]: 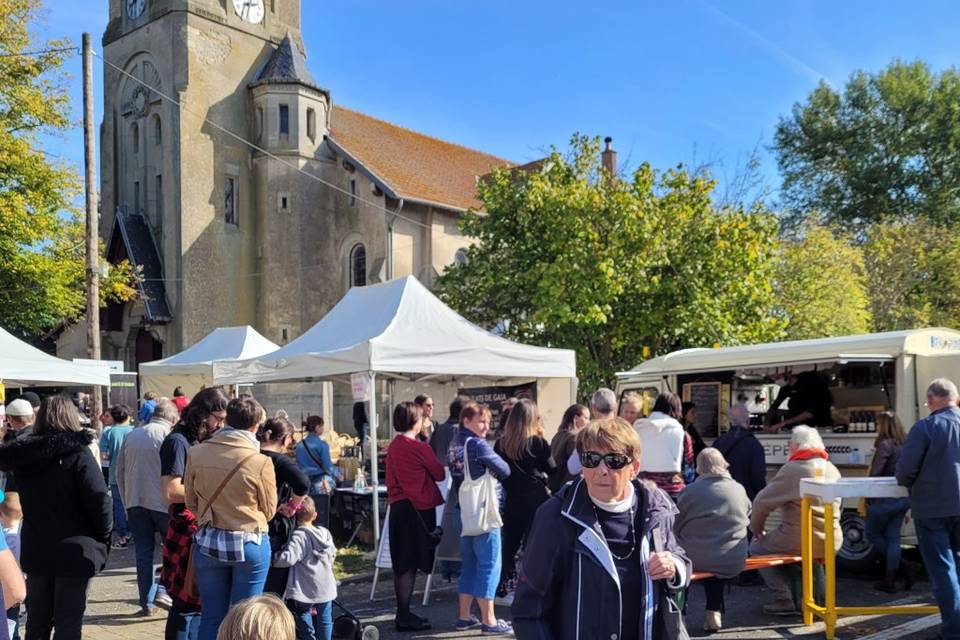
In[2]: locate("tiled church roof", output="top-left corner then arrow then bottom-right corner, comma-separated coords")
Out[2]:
250,34 -> 324,93
329,106 -> 513,212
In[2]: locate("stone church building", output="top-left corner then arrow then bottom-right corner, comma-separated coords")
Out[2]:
61,0 -> 511,374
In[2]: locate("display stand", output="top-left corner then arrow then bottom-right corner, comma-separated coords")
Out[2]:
800,477 -> 938,639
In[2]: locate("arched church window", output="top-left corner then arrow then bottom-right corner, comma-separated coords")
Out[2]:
279,104 -> 290,136
307,108 -> 316,142
350,244 -> 366,288
131,122 -> 139,153
153,115 -> 162,145
256,107 -> 264,142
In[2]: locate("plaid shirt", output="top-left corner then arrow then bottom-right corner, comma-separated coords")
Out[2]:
160,505 -> 200,611
194,525 -> 264,563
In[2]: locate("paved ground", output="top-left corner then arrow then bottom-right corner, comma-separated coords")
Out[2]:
83,546 -> 946,640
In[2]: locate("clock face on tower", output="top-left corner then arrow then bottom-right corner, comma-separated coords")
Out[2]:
233,0 -> 265,24
127,0 -> 145,19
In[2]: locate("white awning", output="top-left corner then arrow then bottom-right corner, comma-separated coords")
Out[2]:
0,327 -> 110,387
213,276 -> 577,384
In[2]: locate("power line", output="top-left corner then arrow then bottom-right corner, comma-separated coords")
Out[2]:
92,49 -> 444,234
0,46 -> 78,58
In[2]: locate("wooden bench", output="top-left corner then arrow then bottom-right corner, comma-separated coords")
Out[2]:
691,555 -> 803,581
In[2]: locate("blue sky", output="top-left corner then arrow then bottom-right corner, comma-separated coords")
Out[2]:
35,0 -> 960,203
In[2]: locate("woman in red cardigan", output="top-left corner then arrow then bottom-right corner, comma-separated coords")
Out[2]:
385,401 -> 445,632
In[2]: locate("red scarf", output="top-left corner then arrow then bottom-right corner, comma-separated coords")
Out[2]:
788,448 -> 829,462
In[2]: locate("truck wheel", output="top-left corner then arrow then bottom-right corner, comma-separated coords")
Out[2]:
837,510 -> 879,572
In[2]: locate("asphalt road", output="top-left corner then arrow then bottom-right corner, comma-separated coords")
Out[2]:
83,545 -> 946,640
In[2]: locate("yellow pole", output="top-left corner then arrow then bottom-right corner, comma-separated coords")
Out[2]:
801,496 -> 813,625
824,502 -> 837,640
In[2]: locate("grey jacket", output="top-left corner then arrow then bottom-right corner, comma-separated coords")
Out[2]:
675,473 -> 751,578
273,525 -> 337,604
116,419 -> 172,514
897,405 -> 960,519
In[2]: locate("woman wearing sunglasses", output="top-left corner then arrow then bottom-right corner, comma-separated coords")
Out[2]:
512,417 -> 691,640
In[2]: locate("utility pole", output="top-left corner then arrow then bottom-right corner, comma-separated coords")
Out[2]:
82,33 -> 103,423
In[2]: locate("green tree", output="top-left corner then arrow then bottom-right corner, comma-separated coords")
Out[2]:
435,134 -> 785,392
0,0 -> 135,337
774,225 -> 871,340
863,220 -> 960,331
775,60 -> 960,230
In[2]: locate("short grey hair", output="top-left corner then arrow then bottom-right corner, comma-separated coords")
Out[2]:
591,388 -> 618,417
928,378 -> 960,402
696,447 -> 729,476
152,399 -> 180,424
790,425 -> 824,451
729,402 -> 750,427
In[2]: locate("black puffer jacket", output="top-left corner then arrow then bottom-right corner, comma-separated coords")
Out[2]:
0,430 -> 112,577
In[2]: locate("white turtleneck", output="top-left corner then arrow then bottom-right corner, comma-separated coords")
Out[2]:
588,480 -> 637,513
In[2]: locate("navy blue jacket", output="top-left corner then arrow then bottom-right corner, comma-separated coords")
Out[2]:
512,478 -> 691,640
896,405 -> 960,520
712,426 -> 767,501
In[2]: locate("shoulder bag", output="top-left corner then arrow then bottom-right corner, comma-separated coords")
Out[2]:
458,438 -> 503,536
182,452 -> 259,599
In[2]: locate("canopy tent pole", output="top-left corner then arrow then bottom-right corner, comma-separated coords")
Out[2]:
367,371 -> 380,548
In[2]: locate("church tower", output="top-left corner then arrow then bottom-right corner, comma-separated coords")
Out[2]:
99,0 -> 305,367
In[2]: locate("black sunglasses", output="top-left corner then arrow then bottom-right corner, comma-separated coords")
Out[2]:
581,451 -> 633,470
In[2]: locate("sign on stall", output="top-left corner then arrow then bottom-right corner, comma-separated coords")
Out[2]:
351,372 -> 371,402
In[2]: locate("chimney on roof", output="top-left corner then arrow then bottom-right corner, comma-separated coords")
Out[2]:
601,136 -> 617,177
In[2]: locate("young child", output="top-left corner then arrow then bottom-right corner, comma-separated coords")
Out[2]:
0,494 -> 22,640
272,497 -> 337,640
216,594 -> 294,640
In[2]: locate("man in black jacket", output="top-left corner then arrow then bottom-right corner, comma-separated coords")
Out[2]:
897,378 -> 960,640
429,396 -> 468,466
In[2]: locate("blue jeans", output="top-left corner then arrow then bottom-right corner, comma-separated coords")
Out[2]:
866,497 -> 909,571
164,604 -> 200,640
111,485 -> 129,538
289,600 -> 332,640
459,529 -> 502,600
916,516 -> 960,640
193,535 -> 271,640
127,507 -> 169,608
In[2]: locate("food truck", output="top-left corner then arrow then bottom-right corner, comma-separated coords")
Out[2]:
615,328 -> 960,569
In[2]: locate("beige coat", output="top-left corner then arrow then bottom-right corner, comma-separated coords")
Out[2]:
184,429 -> 277,533
750,456 -> 842,559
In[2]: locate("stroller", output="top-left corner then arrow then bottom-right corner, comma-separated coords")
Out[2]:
332,600 -> 379,640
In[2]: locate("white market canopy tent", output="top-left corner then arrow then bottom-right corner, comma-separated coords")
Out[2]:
139,325 -> 279,396
0,326 -> 110,387
213,276 -> 577,383
213,276 -> 577,548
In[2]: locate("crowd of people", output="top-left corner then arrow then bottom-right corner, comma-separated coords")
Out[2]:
0,375 -> 957,639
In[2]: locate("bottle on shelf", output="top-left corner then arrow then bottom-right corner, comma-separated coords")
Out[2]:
849,447 -> 862,465
867,412 -> 876,432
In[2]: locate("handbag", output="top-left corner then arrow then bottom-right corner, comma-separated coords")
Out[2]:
652,527 -> 690,640
414,508 -> 443,547
183,453 -> 259,600
302,439 -> 335,494
458,438 -> 503,536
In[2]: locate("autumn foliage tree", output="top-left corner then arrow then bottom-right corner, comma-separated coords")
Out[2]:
774,225 -> 872,340
0,0 -> 135,337
436,135 -> 785,392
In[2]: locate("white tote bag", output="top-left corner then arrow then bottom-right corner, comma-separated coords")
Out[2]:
458,438 -> 503,536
